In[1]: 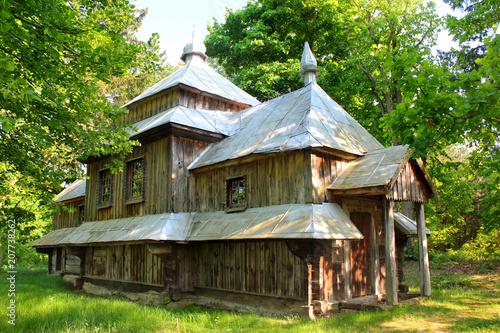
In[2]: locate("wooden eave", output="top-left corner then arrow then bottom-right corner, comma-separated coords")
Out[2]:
178,84 -> 253,111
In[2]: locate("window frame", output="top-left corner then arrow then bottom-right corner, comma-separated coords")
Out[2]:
97,168 -> 113,208
125,156 -> 146,204
225,175 -> 247,213
78,204 -> 85,224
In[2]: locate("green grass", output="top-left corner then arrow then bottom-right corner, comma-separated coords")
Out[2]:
1,262 -> 499,332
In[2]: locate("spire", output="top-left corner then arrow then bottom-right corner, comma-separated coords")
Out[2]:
299,42 -> 320,85
181,25 -> 208,63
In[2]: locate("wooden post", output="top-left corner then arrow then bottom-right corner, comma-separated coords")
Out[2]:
416,203 -> 431,296
370,212 -> 380,295
383,198 -> 398,305
343,240 -> 351,300
306,257 -> 315,320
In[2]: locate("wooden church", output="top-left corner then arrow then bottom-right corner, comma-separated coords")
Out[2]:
33,28 -> 435,317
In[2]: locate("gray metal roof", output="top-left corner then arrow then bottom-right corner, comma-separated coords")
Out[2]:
55,179 -> 86,202
189,203 -> 363,240
128,106 -> 237,138
32,203 -> 363,247
394,212 -> 433,236
328,145 -> 411,191
189,83 -> 384,169
122,59 -> 259,108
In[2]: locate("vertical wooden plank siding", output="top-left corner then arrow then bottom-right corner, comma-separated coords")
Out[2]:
122,87 -> 247,126
192,150 -> 318,212
84,244 -> 164,286
311,152 -> 348,204
416,203 -> 431,296
189,241 -> 306,299
84,136 -> 208,222
383,199 -> 398,305
52,199 -> 85,229
387,162 -> 430,203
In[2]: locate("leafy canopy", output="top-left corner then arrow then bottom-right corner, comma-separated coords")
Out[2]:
0,0 -> 162,208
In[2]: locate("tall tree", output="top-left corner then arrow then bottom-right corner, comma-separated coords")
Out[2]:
0,0 -> 162,211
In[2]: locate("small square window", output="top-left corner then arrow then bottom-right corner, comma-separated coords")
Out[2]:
97,169 -> 112,206
126,158 -> 145,201
226,176 -> 246,212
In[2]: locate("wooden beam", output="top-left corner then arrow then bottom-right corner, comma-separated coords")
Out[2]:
416,203 -> 431,296
383,198 -> 398,305
370,213 -> 380,295
343,240 -> 351,300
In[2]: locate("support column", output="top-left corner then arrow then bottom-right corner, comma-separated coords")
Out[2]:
383,198 -> 398,305
416,203 -> 431,296
370,213 -> 380,295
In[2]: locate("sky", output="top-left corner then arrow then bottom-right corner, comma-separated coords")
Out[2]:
133,0 -> 458,65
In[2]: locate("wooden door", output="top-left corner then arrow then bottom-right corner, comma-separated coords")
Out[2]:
350,212 -> 371,298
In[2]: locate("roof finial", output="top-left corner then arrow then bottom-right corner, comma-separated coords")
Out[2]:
299,42 -> 320,85
181,25 -> 208,63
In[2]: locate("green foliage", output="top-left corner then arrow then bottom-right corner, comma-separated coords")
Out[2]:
0,0 -> 162,212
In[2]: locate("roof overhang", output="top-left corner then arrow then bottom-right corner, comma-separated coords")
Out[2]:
32,203 -> 364,248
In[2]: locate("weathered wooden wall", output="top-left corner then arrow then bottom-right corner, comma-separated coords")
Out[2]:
387,161 -> 431,203
336,196 -> 387,297
192,150 -> 316,212
183,241 -> 307,299
123,86 -> 247,125
52,198 -> 85,229
85,136 -> 208,221
311,152 -> 348,204
84,244 -> 164,286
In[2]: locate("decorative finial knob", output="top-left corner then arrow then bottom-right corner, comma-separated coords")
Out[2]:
299,42 -> 320,85
181,25 -> 208,63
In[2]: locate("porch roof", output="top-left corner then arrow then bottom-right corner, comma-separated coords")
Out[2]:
31,203 -> 364,248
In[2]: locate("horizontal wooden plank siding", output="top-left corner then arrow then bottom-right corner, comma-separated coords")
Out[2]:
84,244 -> 164,286
187,241 -> 306,299
52,199 -> 85,229
192,150 -> 314,212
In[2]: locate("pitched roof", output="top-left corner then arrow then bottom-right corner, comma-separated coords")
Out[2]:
122,60 -> 259,108
328,145 -> 411,191
189,83 -> 384,169
128,105 -> 238,138
55,179 -> 86,202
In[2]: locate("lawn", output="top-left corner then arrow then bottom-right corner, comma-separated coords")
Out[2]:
1,260 -> 498,332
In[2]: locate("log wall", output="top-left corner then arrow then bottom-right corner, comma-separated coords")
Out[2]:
84,244 -> 164,286
52,198 -> 85,229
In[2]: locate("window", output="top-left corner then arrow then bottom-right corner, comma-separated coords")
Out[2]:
126,158 -> 145,201
97,169 -> 112,206
78,205 -> 85,223
226,176 -> 246,212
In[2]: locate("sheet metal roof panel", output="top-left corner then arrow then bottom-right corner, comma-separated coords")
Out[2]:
190,83 -> 385,170
394,212 -> 433,236
329,145 -> 411,191
55,179 -> 86,202
31,228 -> 75,247
123,62 -> 259,108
